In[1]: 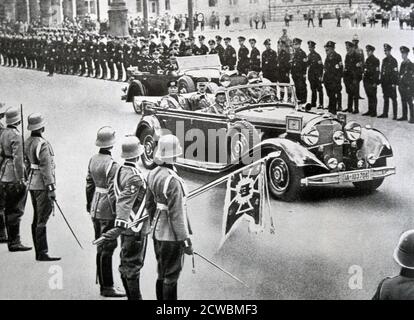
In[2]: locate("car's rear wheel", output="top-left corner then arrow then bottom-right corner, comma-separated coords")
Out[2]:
353,158 -> 386,193
139,128 -> 157,170
178,75 -> 196,93
267,152 -> 303,202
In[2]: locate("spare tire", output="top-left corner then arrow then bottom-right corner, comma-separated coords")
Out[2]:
178,75 -> 196,93
129,80 -> 147,114
226,121 -> 261,164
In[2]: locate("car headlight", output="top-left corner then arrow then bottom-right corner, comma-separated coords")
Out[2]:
301,126 -> 319,146
367,153 -> 377,165
333,131 -> 345,146
344,121 -> 362,141
219,74 -> 231,87
327,158 -> 338,169
357,160 -> 365,168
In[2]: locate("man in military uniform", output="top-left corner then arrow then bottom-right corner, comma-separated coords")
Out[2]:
307,41 -> 324,109
261,39 -> 277,83
159,35 -> 169,54
372,230 -> 414,300
46,37 -> 57,77
249,38 -> 261,73
0,107 -> 31,252
86,127 -> 126,298
24,113 -> 60,261
279,29 -> 293,53
397,46 -> 414,123
85,36 -> 95,77
146,134 -> 193,300
197,35 -> 209,55
102,136 -> 149,300
138,46 -> 151,73
352,35 -> 365,100
291,38 -> 308,104
362,45 -> 381,117
276,40 -> 291,84
223,37 -> 237,71
160,81 -> 189,110
164,56 -> 179,75
237,36 -> 250,76
114,39 -> 125,82
323,41 -> 343,114
71,37 -> 80,76
378,44 -> 399,119
0,103 -> 7,243
107,39 -> 117,80
188,78 -> 211,111
215,36 -> 225,66
148,50 -> 165,75
203,88 -> 228,114
208,40 -> 218,55
343,41 -> 362,114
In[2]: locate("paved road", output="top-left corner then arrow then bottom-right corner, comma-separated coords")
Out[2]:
0,20 -> 413,300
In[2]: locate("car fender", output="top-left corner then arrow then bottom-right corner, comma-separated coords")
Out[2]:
253,138 -> 328,169
136,115 -> 164,139
360,127 -> 393,160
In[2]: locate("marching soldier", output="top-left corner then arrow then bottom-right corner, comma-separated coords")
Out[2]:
378,44 -> 399,119
291,38 -> 308,104
249,38 -> 261,73
261,39 -> 277,83
215,36 -> 225,65
223,37 -> 237,71
24,113 -> 60,261
343,41 -> 362,114
237,36 -> 250,76
397,46 -> 414,123
146,134 -> 193,300
0,103 -> 7,243
0,107 -> 32,252
372,230 -> 414,300
323,41 -> 343,114
102,136 -> 149,300
86,127 -> 125,297
307,41 -> 324,109
362,45 -> 381,117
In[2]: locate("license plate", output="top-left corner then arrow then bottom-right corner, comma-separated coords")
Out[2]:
342,170 -> 371,183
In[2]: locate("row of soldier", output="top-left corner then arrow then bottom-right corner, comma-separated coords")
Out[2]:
0,103 -> 192,300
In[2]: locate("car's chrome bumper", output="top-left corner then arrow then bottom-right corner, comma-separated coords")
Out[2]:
300,166 -> 396,187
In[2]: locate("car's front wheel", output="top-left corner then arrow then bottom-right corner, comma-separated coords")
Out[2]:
139,128 -> 157,170
353,158 -> 386,193
267,152 -> 303,202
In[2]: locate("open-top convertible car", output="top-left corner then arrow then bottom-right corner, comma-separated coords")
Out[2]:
121,54 -> 248,114
135,83 -> 396,201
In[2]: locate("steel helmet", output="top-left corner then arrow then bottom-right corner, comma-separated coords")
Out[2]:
95,126 -> 116,148
27,113 -> 47,131
393,230 -> 414,269
5,107 -> 20,125
154,134 -> 183,163
121,135 -> 144,159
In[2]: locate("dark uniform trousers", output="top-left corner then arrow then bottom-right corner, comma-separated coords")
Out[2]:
399,60 -> 414,122
30,190 -> 53,255
1,183 -> 26,246
0,182 -> 6,240
382,84 -> 398,117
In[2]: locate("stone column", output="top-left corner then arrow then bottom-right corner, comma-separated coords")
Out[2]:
16,0 -> 29,22
108,0 -> 129,37
76,0 -> 86,17
29,0 -> 41,23
4,0 -> 17,22
51,0 -> 63,25
39,0 -> 52,25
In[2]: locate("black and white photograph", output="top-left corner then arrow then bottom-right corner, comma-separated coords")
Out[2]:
0,0 -> 414,305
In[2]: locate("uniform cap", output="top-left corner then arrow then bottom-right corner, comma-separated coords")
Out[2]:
345,41 -> 354,48
400,46 -> 409,54
178,32 -> 186,37
95,126 -> 116,148
238,36 -> 246,41
215,87 -> 227,96
197,77 -> 209,84
393,230 -> 414,269
198,35 -> 205,41
366,45 -> 375,52
5,107 -> 20,125
208,40 -> 216,45
249,38 -> 257,43
160,35 -> 166,40
292,38 -> 302,45
224,37 -> 231,41
215,35 -> 222,41
121,136 -> 144,159
308,41 -> 316,48
167,80 -> 178,88
324,41 -> 335,49
264,39 -> 271,46
154,134 -> 183,163
27,113 -> 46,131
384,43 -> 392,51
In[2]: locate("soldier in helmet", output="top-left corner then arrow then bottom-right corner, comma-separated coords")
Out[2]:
0,107 -> 32,252
102,136 -> 149,300
0,103 -> 8,243
86,127 -> 126,298
373,230 -> 414,300
24,113 -> 60,261
146,134 -> 193,300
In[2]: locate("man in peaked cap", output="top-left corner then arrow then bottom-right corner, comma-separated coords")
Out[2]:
146,134 -> 193,300
24,113 -> 60,262
261,39 -> 277,83
215,35 -> 225,65
160,80 -> 189,110
343,40 -> 362,114
291,38 -> 308,104
197,35 -> 208,55
397,46 -> 414,123
378,44 -> 399,119
188,77 -> 211,111
102,136 -> 149,300
86,127 -> 126,298
223,37 -> 237,71
373,230 -> 414,299
307,41 -> 324,109
362,45 -> 381,117
0,103 -> 7,243
249,38 -> 261,73
0,107 -> 31,252
323,41 -> 343,114
237,36 -> 250,75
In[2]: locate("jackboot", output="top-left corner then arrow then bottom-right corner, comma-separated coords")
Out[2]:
156,279 -> 164,300
163,282 -> 178,300
0,212 -> 8,243
8,224 -> 32,252
125,278 -> 142,300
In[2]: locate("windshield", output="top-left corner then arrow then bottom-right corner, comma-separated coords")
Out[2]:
227,84 -> 297,109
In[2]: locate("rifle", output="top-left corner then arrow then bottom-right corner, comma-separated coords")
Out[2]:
20,104 -> 27,180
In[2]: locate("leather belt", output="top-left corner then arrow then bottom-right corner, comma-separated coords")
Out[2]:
95,187 -> 109,194
156,203 -> 168,211
30,164 -> 39,170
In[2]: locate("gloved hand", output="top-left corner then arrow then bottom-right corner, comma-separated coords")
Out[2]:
102,227 -> 123,241
183,238 -> 194,256
48,190 -> 56,201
